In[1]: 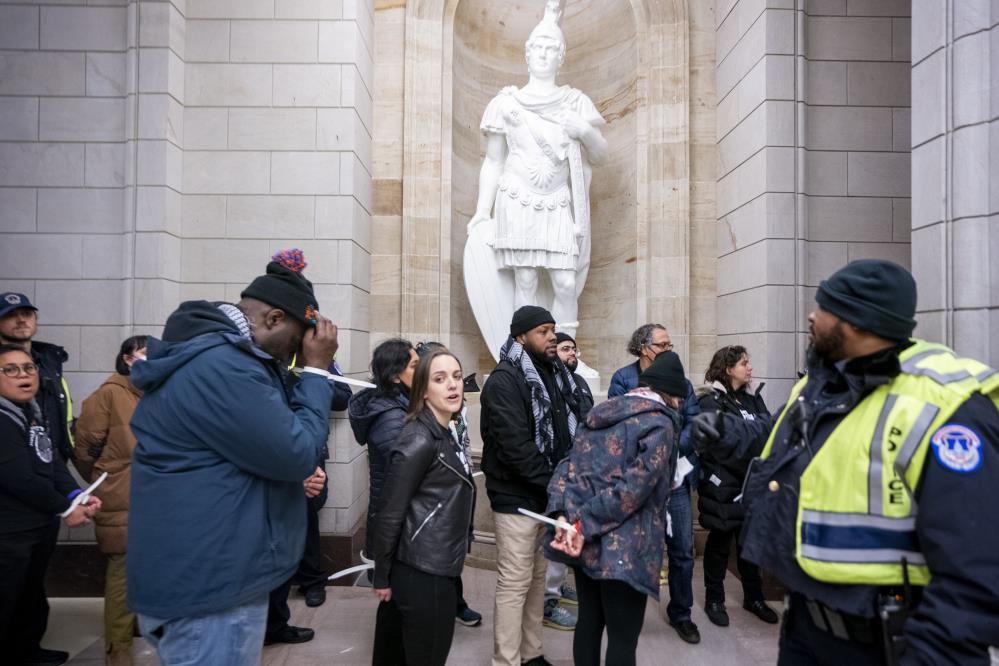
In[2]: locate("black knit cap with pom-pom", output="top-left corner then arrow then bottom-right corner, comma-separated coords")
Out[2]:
241,248 -> 319,326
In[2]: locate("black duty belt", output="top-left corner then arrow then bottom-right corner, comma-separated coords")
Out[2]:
794,593 -> 879,644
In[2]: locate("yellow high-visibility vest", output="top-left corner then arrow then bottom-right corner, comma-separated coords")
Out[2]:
760,339 -> 999,586
61,376 -> 75,448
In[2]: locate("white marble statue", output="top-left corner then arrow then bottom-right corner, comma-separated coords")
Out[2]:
464,0 -> 608,372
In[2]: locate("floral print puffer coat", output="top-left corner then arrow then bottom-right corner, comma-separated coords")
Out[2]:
545,388 -> 680,598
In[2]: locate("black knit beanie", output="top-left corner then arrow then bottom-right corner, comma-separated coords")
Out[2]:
510,305 -> 556,337
815,259 -> 917,341
241,249 -> 319,326
555,332 -> 575,345
638,351 -> 687,397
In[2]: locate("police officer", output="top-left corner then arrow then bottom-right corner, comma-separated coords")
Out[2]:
734,260 -> 999,664
0,293 -> 74,463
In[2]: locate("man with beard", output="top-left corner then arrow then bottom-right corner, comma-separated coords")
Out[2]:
738,259 -> 999,664
481,306 -> 586,666
0,293 -> 74,464
539,332 -> 595,630
555,332 -> 594,420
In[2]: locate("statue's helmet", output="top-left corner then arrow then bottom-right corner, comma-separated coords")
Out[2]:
525,0 -> 566,57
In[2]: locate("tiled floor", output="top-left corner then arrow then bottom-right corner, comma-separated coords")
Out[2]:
57,564 -> 781,665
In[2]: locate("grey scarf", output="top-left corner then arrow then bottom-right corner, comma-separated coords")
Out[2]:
499,338 -> 579,458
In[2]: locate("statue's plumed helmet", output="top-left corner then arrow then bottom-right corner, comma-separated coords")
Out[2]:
526,0 -> 566,54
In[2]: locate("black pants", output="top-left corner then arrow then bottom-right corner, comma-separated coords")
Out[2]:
455,576 -> 467,613
294,490 -> 328,591
267,487 -> 327,636
778,593 -> 883,666
0,522 -> 59,662
372,561 -> 457,666
703,527 -> 764,604
572,567 -> 647,666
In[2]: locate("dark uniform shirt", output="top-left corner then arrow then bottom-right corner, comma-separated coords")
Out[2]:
740,343 -> 999,664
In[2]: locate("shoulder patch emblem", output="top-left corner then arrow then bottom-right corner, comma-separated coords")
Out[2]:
930,424 -> 982,473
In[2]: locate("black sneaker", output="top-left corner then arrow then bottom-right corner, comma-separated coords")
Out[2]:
264,625 -> 315,645
744,600 -> 779,624
669,619 -> 701,644
705,601 -> 729,627
303,585 -> 326,607
456,606 -> 482,627
23,648 -> 69,665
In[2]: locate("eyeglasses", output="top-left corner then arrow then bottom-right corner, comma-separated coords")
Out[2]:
1,363 -> 38,377
647,341 -> 674,352
556,345 -> 579,357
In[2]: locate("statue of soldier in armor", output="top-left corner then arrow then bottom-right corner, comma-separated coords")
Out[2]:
465,0 -> 608,366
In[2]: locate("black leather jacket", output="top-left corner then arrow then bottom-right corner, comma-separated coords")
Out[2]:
371,408 -> 475,588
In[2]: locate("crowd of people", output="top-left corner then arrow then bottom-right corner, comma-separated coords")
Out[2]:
1,254 -> 997,666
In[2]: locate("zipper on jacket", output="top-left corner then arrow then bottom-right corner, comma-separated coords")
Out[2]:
411,502 -> 443,541
438,452 -> 475,489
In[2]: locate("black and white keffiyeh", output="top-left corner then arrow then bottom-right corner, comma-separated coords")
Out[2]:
499,337 -> 579,458
217,303 -> 253,340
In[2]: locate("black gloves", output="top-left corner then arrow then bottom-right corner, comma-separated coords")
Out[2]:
691,411 -> 723,451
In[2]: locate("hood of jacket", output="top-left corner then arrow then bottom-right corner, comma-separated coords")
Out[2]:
31,340 -> 69,366
131,301 -> 270,393
585,388 -> 682,432
348,387 -> 409,444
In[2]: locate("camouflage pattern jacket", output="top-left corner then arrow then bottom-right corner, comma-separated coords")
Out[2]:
546,388 -> 680,598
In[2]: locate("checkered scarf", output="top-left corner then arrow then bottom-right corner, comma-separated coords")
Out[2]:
499,337 -> 579,458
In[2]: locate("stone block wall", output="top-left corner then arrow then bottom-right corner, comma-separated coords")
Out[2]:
715,0 -> 912,408
910,0 -> 999,365
715,0 -> 799,405
1,0 -> 375,542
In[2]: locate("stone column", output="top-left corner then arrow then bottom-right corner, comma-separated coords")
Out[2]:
910,0 -> 998,365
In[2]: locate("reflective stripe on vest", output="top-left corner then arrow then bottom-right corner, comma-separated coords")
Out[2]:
760,340 -> 996,586
800,510 -> 926,566
867,394 -> 939,515
61,376 -> 75,447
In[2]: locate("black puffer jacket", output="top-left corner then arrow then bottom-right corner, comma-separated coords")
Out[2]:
348,387 -> 408,556
695,382 -> 773,533
371,408 -> 475,588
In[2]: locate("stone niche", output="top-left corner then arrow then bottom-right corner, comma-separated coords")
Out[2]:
401,0 -> 693,384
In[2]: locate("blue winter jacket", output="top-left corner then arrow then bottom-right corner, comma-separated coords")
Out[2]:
127,301 -> 333,619
607,360 -> 701,487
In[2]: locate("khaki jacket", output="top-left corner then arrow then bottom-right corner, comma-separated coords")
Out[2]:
73,373 -> 141,554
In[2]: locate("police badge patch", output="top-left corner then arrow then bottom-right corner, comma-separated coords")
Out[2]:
930,424 -> 983,473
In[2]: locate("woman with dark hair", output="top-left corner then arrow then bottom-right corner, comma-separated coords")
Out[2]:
694,345 -> 778,627
348,338 -> 419,559
1,343 -> 100,666
73,334 -> 146,665
415,342 -> 482,628
370,349 -> 475,666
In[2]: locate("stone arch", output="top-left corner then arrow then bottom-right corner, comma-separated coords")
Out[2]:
401,0 -> 691,378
